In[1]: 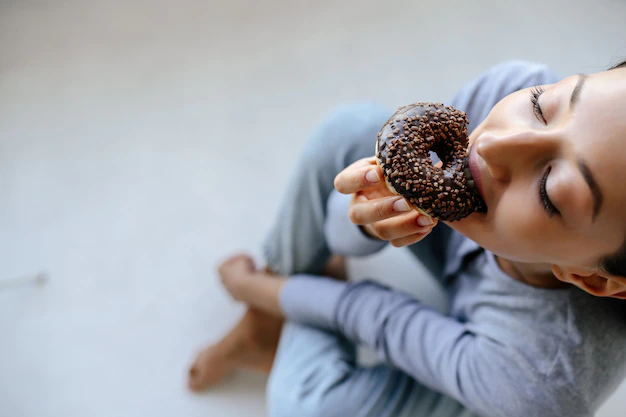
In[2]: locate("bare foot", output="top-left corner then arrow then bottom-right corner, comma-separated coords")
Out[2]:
188,254 -> 345,392
188,308 -> 283,392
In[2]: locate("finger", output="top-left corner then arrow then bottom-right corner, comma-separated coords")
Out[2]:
369,212 -> 437,241
359,223 -> 381,240
334,158 -> 381,194
355,181 -> 398,201
349,195 -> 414,224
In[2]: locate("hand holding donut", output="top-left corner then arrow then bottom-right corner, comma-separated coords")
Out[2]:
335,102 -> 487,247
334,157 -> 437,248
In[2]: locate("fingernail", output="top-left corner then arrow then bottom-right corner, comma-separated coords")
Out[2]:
366,170 -> 380,183
417,216 -> 434,226
393,199 -> 411,212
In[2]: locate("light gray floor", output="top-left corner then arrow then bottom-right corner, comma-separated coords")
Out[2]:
1,1 -> 625,416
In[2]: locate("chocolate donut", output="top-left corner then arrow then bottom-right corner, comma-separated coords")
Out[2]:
375,102 -> 486,221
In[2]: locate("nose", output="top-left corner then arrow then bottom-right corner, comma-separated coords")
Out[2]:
476,128 -> 560,182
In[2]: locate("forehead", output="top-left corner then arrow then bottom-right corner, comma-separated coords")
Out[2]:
584,68 -> 626,114
570,69 -> 626,177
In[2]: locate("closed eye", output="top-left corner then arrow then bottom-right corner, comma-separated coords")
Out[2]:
539,166 -> 559,217
530,86 -> 547,124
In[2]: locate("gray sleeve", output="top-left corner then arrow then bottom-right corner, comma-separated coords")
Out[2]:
280,277 -> 591,417
324,189 -> 387,257
449,60 -> 560,131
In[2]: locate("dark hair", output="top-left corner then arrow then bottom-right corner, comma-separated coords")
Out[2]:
598,59 -> 626,277
601,241 -> 626,278
610,59 -> 626,70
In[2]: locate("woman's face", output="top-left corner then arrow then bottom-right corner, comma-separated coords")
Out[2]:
451,68 -> 626,278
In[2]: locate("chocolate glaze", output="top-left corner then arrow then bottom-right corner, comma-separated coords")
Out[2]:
376,102 -> 486,221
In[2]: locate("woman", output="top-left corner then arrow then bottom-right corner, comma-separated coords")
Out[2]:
189,60 -> 626,417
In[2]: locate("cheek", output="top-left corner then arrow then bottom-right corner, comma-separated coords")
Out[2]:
489,190 -> 578,263
490,197 -> 546,259
454,192 -> 556,263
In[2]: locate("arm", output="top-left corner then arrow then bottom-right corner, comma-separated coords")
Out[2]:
450,60 -> 560,132
219,255 -> 588,417
279,277 -> 590,417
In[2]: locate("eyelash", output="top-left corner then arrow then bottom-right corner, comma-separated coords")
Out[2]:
539,166 -> 559,218
531,87 -> 558,218
530,86 -> 547,124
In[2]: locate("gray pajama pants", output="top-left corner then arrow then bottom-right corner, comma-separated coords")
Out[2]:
261,61 -> 560,417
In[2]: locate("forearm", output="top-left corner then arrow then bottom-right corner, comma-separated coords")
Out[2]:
274,276 -> 582,417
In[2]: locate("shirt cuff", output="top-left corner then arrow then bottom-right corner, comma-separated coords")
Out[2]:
279,275 -> 347,330
324,190 -> 387,257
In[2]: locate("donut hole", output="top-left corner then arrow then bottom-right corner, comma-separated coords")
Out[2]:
428,150 -> 440,164
429,143 -> 449,167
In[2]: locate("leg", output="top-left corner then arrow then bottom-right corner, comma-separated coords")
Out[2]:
187,255 -> 347,391
263,102 -> 393,276
267,323 -> 479,417
188,102 -> 390,391
188,307 -> 282,391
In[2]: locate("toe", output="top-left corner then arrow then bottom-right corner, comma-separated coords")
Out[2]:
187,354 -> 208,392
187,367 -> 202,391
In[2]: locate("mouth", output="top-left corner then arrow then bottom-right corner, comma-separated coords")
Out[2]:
466,142 -> 488,212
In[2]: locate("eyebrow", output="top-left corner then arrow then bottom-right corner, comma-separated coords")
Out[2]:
577,159 -> 603,222
570,74 -> 587,108
569,75 -> 602,221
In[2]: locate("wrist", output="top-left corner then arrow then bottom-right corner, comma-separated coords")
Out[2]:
239,272 -> 287,318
